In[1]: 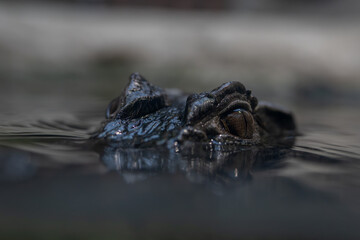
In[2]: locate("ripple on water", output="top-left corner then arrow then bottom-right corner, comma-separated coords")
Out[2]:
0,108 -> 359,239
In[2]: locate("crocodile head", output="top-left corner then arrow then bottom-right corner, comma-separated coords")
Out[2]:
94,73 -> 296,149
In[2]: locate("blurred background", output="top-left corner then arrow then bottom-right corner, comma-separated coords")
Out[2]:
1,1 -> 360,239
1,0 -> 360,115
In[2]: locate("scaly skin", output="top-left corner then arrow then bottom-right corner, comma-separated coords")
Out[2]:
93,73 -> 297,149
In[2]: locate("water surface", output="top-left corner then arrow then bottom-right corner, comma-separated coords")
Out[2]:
0,74 -> 359,239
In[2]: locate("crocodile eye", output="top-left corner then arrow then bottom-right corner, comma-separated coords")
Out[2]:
106,97 -> 120,119
221,109 -> 254,139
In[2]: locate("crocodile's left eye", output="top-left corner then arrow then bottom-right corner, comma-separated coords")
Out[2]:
221,109 -> 254,139
106,97 -> 120,119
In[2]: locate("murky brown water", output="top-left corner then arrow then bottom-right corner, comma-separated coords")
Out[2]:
0,71 -> 359,239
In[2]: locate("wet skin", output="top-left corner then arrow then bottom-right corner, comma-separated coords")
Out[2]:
94,73 -> 296,149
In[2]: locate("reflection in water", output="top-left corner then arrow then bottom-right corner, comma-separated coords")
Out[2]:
0,147 -> 36,181
98,144 -> 290,185
0,104 -> 359,238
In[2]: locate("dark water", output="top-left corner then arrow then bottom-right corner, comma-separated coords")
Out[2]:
0,74 -> 360,239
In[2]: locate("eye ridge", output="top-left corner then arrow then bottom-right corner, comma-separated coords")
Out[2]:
218,99 -> 252,117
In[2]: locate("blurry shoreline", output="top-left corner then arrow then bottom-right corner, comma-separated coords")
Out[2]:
0,2 -> 359,105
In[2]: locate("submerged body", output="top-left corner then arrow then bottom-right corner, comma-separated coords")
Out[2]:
94,73 -> 296,149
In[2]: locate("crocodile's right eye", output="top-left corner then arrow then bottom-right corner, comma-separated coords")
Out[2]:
221,109 -> 254,139
106,97 -> 120,119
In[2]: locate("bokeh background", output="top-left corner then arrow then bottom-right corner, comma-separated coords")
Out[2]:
1,0 -> 360,118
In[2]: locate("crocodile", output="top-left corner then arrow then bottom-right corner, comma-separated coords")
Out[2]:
93,72 -> 296,150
